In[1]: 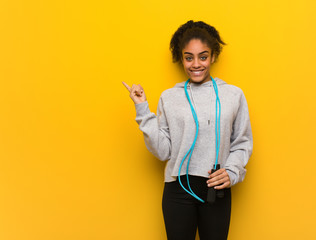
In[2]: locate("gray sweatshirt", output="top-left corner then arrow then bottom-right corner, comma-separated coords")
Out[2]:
135,77 -> 253,186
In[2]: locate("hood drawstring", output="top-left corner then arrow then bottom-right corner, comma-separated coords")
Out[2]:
178,76 -> 221,203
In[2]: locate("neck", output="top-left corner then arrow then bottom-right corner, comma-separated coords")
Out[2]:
189,77 -> 212,85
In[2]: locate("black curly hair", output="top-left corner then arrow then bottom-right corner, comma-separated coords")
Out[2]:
170,20 -> 226,64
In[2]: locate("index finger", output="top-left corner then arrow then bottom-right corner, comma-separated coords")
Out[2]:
209,168 -> 226,178
122,81 -> 131,92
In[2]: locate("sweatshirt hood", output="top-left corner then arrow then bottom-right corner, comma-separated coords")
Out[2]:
174,77 -> 227,88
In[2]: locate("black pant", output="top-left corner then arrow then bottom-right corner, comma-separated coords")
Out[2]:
162,175 -> 231,240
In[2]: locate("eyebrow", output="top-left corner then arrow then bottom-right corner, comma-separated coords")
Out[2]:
183,50 -> 209,55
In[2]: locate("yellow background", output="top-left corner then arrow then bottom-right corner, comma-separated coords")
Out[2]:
1,0 -> 316,239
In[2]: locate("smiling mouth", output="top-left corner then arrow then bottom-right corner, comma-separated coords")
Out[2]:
190,69 -> 205,76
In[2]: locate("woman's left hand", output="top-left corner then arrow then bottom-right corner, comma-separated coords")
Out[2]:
207,168 -> 231,189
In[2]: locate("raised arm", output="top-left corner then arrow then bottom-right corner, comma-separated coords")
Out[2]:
135,98 -> 171,161
123,82 -> 171,161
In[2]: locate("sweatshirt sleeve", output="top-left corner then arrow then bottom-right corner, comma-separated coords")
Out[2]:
224,92 -> 253,186
135,98 -> 171,161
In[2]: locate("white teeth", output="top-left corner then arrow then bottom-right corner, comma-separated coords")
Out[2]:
191,70 -> 203,75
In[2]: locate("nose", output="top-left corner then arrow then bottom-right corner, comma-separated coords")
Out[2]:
192,58 -> 200,68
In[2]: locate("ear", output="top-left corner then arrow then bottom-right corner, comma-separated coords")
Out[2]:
211,54 -> 215,63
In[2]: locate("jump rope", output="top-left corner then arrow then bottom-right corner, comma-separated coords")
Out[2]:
178,76 -> 224,204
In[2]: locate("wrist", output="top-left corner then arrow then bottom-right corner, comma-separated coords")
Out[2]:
134,99 -> 146,104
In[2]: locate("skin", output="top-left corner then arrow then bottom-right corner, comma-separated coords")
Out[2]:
123,38 -> 231,189
182,38 -> 215,84
122,82 -> 146,105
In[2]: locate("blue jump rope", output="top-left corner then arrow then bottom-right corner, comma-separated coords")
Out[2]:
178,76 -> 222,203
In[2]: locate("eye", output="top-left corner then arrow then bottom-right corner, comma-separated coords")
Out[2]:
200,56 -> 207,60
185,56 -> 193,61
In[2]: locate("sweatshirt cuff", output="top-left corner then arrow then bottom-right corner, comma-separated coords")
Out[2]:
225,168 -> 237,187
135,101 -> 150,118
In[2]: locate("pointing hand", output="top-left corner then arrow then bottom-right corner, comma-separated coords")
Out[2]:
122,82 -> 147,104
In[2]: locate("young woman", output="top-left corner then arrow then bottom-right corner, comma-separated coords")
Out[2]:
123,20 -> 253,240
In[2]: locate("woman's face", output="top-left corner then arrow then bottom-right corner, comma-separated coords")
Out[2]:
181,39 -> 215,84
